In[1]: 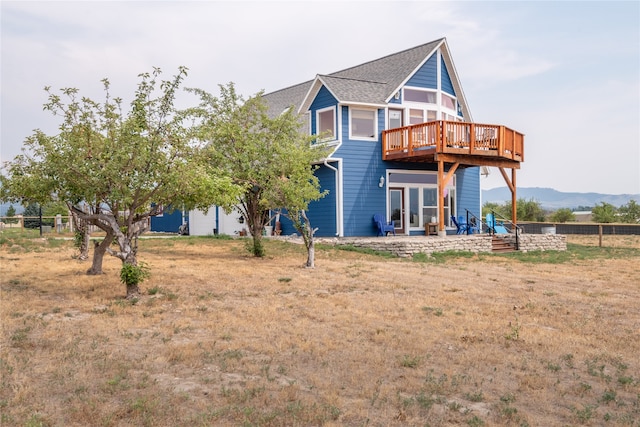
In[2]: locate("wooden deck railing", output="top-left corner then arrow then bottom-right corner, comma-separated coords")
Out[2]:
382,120 -> 524,163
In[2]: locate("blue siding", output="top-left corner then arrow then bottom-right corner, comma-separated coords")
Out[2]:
389,93 -> 402,104
310,86 -> 338,135
456,167 -> 481,219
336,107 -> 388,236
343,106 -> 381,235
405,54 -> 438,89
274,209 -> 294,236
150,208 -> 183,233
276,164 -> 338,237
441,56 -> 455,96
306,164 -> 338,237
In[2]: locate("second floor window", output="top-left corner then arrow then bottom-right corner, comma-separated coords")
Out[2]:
316,107 -> 336,141
350,108 -> 376,139
442,93 -> 456,110
404,88 -> 436,104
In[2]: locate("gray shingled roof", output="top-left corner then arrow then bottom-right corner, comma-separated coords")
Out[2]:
262,80 -> 311,118
263,38 -> 444,114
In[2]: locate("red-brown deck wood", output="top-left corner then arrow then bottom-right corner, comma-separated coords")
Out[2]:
382,121 -> 524,168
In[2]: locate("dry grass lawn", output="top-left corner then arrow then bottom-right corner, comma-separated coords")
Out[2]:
1,231 -> 639,426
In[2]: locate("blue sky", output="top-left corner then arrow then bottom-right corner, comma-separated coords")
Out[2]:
1,1 -> 638,195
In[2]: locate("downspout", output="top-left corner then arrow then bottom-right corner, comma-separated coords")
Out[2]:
321,104 -> 344,237
215,206 -> 220,235
323,158 -> 343,237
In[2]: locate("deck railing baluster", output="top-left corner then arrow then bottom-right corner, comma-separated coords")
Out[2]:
382,121 -> 522,162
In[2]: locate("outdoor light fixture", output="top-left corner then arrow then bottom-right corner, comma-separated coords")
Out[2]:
378,176 -> 385,188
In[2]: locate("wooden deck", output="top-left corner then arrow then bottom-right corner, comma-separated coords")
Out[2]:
382,121 -> 524,168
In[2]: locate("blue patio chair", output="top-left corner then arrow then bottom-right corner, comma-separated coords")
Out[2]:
485,213 -> 495,234
451,215 -> 469,234
458,215 -> 473,234
486,213 -> 508,234
467,217 -> 480,234
373,214 -> 396,236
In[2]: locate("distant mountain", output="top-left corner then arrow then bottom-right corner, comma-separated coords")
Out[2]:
482,187 -> 640,210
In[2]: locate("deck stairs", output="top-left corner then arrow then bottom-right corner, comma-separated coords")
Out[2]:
491,236 -> 517,253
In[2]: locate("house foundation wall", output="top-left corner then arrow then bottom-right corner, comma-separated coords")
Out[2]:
318,234 -> 567,258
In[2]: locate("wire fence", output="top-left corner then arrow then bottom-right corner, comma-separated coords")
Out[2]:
518,222 -> 640,235
0,215 -> 74,232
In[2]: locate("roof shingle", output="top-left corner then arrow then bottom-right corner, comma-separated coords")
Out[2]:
263,38 -> 444,113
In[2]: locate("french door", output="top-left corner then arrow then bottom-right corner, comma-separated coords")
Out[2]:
389,187 -> 405,234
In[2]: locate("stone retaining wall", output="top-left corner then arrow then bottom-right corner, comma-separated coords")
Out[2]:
499,234 -> 567,252
317,234 -> 567,258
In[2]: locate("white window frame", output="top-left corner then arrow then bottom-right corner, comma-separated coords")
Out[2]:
349,107 -> 377,141
441,92 -> 459,121
315,106 -> 336,142
400,86 -> 463,122
387,170 -> 457,231
403,87 -> 437,104
408,108 -> 424,125
388,108 -> 404,129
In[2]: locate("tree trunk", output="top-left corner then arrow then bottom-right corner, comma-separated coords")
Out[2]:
247,209 -> 266,257
126,282 -> 140,299
300,211 -> 315,268
79,228 -> 90,260
306,239 -> 315,268
250,231 -> 265,257
71,211 -> 90,260
122,248 -> 142,299
87,230 -> 114,275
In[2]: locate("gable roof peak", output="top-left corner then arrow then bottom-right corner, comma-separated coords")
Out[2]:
264,37 -> 452,114
328,37 -> 446,78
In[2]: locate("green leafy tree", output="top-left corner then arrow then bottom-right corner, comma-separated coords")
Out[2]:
270,143 -> 328,267
188,83 -> 329,258
575,205 -> 593,212
5,205 -> 17,224
514,198 -> 545,222
618,199 -> 640,223
22,202 -> 41,229
482,202 -> 504,218
485,198 -> 545,222
592,202 -> 617,223
1,68 -> 241,298
549,208 -> 576,223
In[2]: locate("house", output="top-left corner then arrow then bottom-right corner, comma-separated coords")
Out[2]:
150,206 -> 248,236
263,38 -> 524,237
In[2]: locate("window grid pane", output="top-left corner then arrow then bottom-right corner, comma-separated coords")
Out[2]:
318,109 -> 334,138
351,109 -> 375,138
409,109 -> 423,125
442,94 -> 456,110
405,88 -> 436,103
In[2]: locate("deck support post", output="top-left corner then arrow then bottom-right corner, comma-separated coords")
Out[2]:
499,167 -> 517,225
438,161 -> 444,233
512,168 -> 517,225
438,160 -> 459,234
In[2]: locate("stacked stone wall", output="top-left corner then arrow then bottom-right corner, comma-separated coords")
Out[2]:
327,236 -> 492,258
500,234 -> 567,252
317,234 -> 567,258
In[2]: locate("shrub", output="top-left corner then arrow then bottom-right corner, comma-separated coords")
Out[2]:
120,262 -> 151,287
